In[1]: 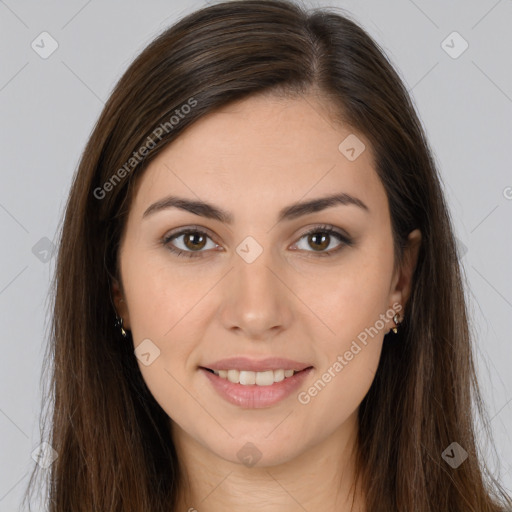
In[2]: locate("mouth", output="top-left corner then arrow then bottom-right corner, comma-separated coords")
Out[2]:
200,367 -> 311,386
199,364 -> 314,408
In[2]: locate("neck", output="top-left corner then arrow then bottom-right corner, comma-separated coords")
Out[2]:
172,412 -> 366,512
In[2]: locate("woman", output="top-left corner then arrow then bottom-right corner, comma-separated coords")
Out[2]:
23,0 -> 512,510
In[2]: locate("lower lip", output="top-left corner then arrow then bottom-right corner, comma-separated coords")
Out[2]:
200,367 -> 313,409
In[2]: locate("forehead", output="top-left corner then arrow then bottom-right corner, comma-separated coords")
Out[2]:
129,93 -> 386,221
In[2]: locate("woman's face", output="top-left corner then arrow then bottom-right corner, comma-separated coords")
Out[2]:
114,92 -> 420,467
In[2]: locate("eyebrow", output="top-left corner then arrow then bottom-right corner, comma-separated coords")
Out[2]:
142,192 -> 369,223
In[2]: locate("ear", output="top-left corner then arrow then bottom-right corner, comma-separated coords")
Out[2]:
112,278 -> 131,329
389,229 -> 422,311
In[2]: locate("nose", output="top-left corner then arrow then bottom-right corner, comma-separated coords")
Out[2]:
219,252 -> 293,341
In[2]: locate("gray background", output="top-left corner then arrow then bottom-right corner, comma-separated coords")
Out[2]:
1,0 -> 511,509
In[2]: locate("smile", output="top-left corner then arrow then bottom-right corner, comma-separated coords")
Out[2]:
200,366 -> 313,408
206,368 -> 302,386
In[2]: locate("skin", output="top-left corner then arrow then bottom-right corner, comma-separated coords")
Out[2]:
113,91 -> 421,512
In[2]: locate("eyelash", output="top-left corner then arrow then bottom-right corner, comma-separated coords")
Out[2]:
162,224 -> 353,260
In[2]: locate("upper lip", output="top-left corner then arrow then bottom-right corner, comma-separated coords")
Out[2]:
201,357 -> 313,372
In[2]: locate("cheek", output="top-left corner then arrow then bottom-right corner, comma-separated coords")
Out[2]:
297,284 -> 387,429
294,251 -> 392,415
121,250 -> 208,403
307,256 -> 393,346
123,253 -> 204,423
122,247 -> 207,339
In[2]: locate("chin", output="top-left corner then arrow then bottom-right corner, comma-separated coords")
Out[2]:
202,430 -> 307,468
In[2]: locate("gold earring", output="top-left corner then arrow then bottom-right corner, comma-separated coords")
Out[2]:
391,312 -> 402,334
115,316 -> 127,337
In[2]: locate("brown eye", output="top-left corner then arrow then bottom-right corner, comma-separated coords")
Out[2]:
163,224 -> 353,260
183,231 -> 207,251
307,231 -> 331,251
163,228 -> 217,258
292,225 -> 352,257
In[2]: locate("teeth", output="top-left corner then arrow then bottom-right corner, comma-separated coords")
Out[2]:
213,368 -> 301,385
240,370 -> 256,385
273,369 -> 285,382
227,369 -> 239,384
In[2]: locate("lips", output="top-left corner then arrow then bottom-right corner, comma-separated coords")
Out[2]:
199,356 -> 314,408
200,356 -> 312,372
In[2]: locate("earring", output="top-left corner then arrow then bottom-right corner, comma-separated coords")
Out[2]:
115,316 -> 127,338
391,312 -> 402,334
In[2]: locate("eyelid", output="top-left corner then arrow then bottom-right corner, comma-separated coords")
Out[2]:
289,224 -> 353,257
297,224 -> 352,244
161,223 -> 353,258
162,224 -> 222,258
162,224 -> 220,245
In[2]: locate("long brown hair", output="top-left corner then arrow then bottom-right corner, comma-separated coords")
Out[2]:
23,1 -> 512,510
